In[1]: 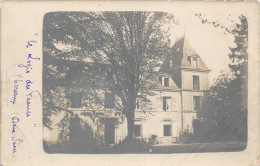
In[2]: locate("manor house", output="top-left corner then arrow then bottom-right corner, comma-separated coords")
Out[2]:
67,35 -> 211,145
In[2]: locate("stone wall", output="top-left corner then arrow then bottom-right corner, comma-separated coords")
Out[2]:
181,70 -> 209,90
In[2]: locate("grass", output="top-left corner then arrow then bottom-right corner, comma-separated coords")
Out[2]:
43,140 -> 247,154
151,141 -> 247,153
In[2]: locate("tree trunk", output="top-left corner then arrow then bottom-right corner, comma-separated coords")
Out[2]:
125,109 -> 135,140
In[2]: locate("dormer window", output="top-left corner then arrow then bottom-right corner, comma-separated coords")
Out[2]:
159,76 -> 170,87
193,58 -> 197,69
188,55 -> 199,69
164,78 -> 169,87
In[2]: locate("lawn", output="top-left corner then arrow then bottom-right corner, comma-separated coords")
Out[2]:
151,141 -> 247,153
44,140 -> 247,154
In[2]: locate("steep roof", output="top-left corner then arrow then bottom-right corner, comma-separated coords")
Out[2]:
160,35 -> 210,73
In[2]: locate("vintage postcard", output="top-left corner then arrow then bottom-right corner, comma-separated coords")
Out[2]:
1,1 -> 260,166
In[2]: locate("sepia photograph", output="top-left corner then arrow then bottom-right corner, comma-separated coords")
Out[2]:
42,11 -> 248,154
2,1 -> 260,166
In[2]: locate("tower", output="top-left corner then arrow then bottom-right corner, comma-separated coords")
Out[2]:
161,35 -> 211,132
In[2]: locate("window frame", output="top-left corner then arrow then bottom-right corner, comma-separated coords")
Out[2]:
193,96 -> 200,111
164,77 -> 169,87
193,75 -> 200,90
163,124 -> 171,137
193,58 -> 198,69
163,96 -> 171,111
134,125 -> 141,137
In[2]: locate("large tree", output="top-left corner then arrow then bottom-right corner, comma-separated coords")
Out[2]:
43,12 -> 175,139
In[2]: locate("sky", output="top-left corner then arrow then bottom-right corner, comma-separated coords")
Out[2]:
168,7 -> 243,85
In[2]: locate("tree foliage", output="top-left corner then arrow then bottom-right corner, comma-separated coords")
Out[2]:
194,15 -> 248,142
43,12 -> 175,138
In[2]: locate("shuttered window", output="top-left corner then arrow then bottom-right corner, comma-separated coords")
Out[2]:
163,97 -> 171,111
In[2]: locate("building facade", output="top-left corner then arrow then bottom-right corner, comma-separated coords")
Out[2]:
67,36 -> 211,145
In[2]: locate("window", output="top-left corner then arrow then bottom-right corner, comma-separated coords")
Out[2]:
164,78 -> 169,87
164,125 -> 171,136
71,93 -> 83,108
193,59 -> 198,69
134,125 -> 141,137
136,98 -> 141,109
193,75 -> 200,90
193,96 -> 200,111
104,93 -> 115,108
163,97 -> 171,111
134,118 -> 142,137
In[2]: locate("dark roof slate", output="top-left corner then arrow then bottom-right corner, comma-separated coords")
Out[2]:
160,35 -> 210,73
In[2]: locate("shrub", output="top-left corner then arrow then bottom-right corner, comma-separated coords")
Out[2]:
53,113 -> 100,153
111,137 -> 151,153
149,135 -> 158,145
178,128 -> 195,143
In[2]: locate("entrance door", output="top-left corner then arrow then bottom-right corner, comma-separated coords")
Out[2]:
105,119 -> 115,144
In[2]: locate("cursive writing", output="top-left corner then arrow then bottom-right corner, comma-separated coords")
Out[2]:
11,114 -> 23,155
10,37 -> 39,157
12,116 -> 19,134
26,40 -> 37,48
18,54 -> 40,74
9,75 -> 23,105
26,80 -> 33,90
12,137 -> 23,154
26,90 -> 42,117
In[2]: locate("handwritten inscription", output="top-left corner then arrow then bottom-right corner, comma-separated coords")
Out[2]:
11,113 -> 23,154
26,40 -> 37,48
26,80 -> 33,90
26,90 -> 42,117
12,116 -> 19,134
18,54 -> 40,74
9,75 -> 23,105
9,36 -> 40,157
